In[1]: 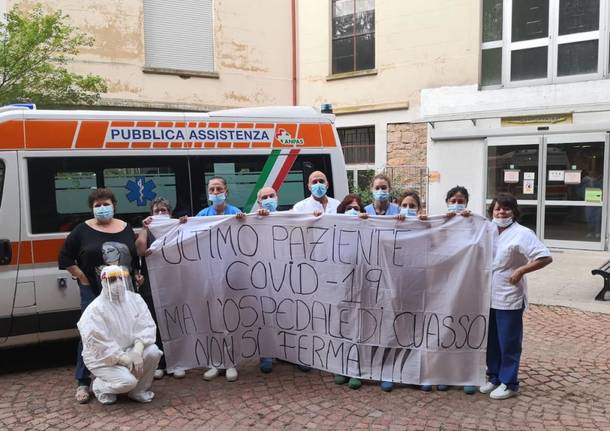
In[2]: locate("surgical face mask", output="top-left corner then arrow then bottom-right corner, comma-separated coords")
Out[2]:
448,203 -> 466,213
373,190 -> 390,202
311,183 -> 327,198
493,217 -> 513,228
345,208 -> 359,216
400,207 -> 418,217
93,205 -> 114,222
153,214 -> 170,219
209,193 -> 226,206
261,197 -> 278,212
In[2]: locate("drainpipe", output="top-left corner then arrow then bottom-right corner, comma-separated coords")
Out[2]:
291,0 -> 297,106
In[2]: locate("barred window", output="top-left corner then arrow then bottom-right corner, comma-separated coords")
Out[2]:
338,126 -> 375,164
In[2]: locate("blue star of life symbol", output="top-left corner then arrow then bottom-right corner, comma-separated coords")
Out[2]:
125,176 -> 157,206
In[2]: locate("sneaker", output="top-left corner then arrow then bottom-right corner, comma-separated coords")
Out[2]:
420,385 -> 432,392
463,385 -> 477,395
225,367 -> 238,382
172,369 -> 186,379
348,378 -> 362,389
153,369 -> 165,380
380,381 -> 394,392
97,393 -> 117,405
479,381 -> 499,394
437,385 -> 449,391
203,367 -> 219,380
128,391 -> 155,403
334,375 -> 348,385
259,358 -> 273,374
75,385 -> 90,404
489,383 -> 518,400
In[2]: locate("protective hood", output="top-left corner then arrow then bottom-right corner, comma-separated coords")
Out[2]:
100,265 -> 130,304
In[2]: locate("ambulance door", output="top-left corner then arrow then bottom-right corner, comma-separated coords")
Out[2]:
0,152 -> 21,343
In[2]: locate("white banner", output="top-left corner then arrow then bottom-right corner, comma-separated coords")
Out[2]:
148,213 -> 494,385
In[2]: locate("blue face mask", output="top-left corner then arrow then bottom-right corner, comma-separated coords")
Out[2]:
311,183 -> 327,198
209,193 -> 226,206
400,207 -> 418,217
373,190 -> 390,202
93,205 -> 114,221
448,203 -> 466,213
345,208 -> 359,216
261,197 -> 278,212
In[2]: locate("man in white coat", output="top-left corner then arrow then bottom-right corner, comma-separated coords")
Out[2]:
77,265 -> 162,405
292,171 -> 340,214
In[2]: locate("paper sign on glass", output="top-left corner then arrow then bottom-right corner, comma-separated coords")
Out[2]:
504,170 -> 519,184
548,170 -> 564,181
564,170 -> 581,185
585,188 -> 602,203
524,172 -> 535,180
523,179 -> 534,195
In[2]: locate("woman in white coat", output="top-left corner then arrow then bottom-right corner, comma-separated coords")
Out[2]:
480,193 -> 552,400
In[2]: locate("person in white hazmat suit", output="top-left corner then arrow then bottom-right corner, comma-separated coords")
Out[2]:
77,265 -> 163,404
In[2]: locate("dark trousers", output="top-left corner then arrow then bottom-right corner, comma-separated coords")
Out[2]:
141,294 -> 166,370
486,307 -> 524,391
75,284 -> 96,386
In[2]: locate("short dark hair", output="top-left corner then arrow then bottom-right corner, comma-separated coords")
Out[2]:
150,197 -> 172,214
337,193 -> 365,214
208,176 -> 227,187
88,188 -> 117,208
445,186 -> 469,203
399,190 -> 422,210
487,193 -> 521,221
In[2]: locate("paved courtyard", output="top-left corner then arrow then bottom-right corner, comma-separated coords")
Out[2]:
1,305 -> 610,430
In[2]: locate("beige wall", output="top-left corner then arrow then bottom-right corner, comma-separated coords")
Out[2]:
297,0 -> 480,115
10,0 -> 294,110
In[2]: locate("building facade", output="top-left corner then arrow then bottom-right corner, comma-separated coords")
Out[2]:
6,0 -> 295,111
296,0 -> 479,196
423,0 -> 610,251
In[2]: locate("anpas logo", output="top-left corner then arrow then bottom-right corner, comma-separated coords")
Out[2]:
276,128 -> 304,146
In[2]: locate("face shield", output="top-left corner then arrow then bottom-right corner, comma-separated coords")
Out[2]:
100,265 -> 129,303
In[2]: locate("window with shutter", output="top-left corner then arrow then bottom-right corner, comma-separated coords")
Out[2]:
143,0 -> 215,74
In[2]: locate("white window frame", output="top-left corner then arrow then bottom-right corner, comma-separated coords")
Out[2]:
481,0 -> 610,89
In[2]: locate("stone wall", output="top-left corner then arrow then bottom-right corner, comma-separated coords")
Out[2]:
385,122 -> 429,207
386,122 -> 428,167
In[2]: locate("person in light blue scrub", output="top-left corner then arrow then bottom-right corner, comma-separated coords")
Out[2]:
364,174 -> 400,216
196,176 -> 242,217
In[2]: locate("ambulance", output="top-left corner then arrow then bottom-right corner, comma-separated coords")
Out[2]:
0,105 -> 348,347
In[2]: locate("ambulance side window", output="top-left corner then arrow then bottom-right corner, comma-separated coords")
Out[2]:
0,160 -> 4,207
28,156 -> 191,233
190,154 -> 333,212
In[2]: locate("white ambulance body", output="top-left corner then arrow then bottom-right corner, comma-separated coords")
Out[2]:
0,106 -> 348,347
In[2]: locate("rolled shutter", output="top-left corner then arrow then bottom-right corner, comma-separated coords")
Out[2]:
143,0 -> 214,72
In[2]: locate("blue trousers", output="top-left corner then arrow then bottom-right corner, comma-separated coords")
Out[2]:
75,283 -> 96,386
486,307 -> 523,391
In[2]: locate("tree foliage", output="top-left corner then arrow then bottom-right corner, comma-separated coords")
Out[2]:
0,6 -> 107,106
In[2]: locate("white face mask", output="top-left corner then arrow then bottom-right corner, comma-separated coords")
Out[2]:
493,217 -> 513,228
153,214 -> 171,219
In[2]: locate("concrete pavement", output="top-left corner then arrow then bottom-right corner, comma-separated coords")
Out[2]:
529,248 -> 610,313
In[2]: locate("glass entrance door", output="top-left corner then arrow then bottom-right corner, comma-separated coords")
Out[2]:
542,133 -> 608,250
486,136 -> 542,235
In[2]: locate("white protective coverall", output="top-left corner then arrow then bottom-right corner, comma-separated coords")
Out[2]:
77,265 -> 162,403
